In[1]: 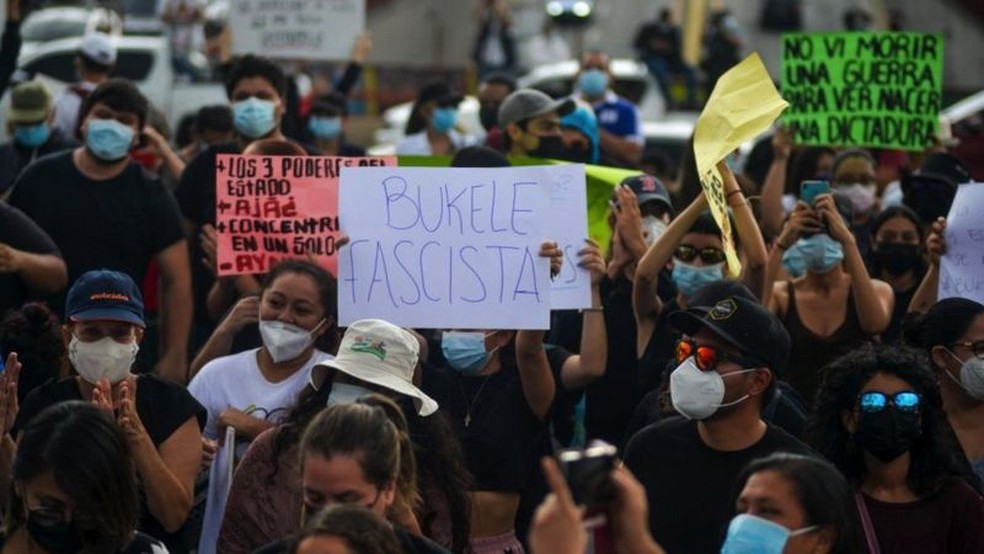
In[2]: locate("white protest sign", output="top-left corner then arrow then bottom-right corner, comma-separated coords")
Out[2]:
339,166 -> 553,330
939,183 -> 984,304
197,427 -> 236,554
229,0 -> 365,61
547,164 -> 592,310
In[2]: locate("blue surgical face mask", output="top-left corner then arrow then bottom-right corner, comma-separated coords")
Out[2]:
795,233 -> 843,274
431,107 -> 458,133
579,69 -> 609,98
780,242 -> 806,278
308,115 -> 343,140
721,513 -> 818,554
442,331 -> 495,375
672,261 -> 724,299
14,122 -> 50,148
85,118 -> 135,161
233,97 -> 277,138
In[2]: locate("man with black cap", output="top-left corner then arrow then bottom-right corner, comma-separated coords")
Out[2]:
624,295 -> 813,554
497,88 -> 574,159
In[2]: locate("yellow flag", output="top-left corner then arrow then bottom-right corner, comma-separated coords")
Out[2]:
693,53 -> 789,277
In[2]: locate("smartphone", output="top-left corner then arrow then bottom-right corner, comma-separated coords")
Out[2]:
558,441 -> 617,507
800,180 -> 830,205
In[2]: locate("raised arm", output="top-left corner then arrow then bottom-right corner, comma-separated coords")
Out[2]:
759,128 -> 792,239
558,240 -> 608,389
719,161 -> 768,299
514,241 -> 561,421
908,217 -> 946,314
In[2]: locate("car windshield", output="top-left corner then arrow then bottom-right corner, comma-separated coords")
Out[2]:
21,18 -> 88,42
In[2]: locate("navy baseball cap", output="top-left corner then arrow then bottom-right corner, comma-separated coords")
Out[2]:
617,174 -> 674,215
66,269 -> 145,328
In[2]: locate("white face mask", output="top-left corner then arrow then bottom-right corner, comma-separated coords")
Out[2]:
259,320 -> 323,363
69,335 -> 138,384
838,182 -> 877,213
945,349 -> 984,401
669,357 -> 755,420
642,216 -> 668,248
326,382 -> 374,407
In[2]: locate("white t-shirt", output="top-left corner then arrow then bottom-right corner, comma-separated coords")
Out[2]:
395,130 -> 477,155
51,81 -> 97,142
188,347 -> 333,441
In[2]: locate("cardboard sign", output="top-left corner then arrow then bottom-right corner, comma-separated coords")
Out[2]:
939,183 -> 984,304
215,154 -> 395,277
338,166 -> 555,329
229,0 -> 365,61
782,32 -> 944,151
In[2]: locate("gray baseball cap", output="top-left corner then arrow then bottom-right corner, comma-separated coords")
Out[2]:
498,89 -> 575,128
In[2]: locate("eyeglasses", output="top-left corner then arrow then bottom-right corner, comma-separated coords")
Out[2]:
858,391 -> 921,414
675,339 -> 759,372
674,245 -> 726,265
950,341 -> 984,360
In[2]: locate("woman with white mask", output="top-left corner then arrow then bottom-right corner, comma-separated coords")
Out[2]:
14,269 -> 205,553
189,259 -> 338,450
908,298 -> 984,485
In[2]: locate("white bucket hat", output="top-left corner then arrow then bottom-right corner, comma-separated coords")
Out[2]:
310,319 -> 438,416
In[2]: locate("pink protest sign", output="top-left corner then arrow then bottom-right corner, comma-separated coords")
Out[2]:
215,154 -> 396,277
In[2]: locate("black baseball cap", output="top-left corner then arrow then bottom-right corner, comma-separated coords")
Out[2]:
616,174 -> 674,215
670,296 -> 790,375
65,269 -> 145,328
901,153 -> 971,223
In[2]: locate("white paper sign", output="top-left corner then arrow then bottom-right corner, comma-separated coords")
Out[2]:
197,427 -> 236,554
939,183 -> 984,304
229,0 -> 365,61
339,166 -> 553,329
547,164 -> 592,310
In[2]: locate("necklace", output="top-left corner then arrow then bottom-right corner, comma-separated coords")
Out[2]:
458,375 -> 491,428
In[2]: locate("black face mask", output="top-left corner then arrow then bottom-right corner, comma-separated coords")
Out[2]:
557,144 -> 593,164
529,135 -> 566,160
479,106 -> 499,132
27,512 -> 84,553
855,408 -> 922,462
872,242 -> 921,275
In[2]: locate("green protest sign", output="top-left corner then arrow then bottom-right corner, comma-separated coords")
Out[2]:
781,32 -> 943,151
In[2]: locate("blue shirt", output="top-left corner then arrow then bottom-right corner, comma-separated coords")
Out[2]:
589,91 -> 643,145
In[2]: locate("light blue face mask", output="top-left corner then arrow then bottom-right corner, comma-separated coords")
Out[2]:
14,122 -> 50,148
431,107 -> 458,133
442,331 -> 494,375
326,382 -> 374,407
720,513 -> 818,554
672,261 -> 724,299
794,233 -> 844,274
308,116 -> 343,140
780,243 -> 806,278
233,97 -> 277,138
85,118 -> 134,161
579,69 -> 609,98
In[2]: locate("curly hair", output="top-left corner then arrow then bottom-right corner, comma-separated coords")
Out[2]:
0,302 -> 66,402
807,344 -> 972,496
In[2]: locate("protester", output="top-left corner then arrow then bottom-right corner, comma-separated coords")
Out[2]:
188,260 -> 337,448
51,33 -> 117,141
131,108 -> 188,186
305,92 -> 365,156
498,88 -> 574,159
253,398 -> 450,553
633,8 -> 697,109
471,0 -> 516,78
574,51 -> 644,166
161,0 -> 204,80
867,206 -> 925,344
8,79 -> 192,382
702,9 -> 743,92
906,298 -> 984,484
828,149 -> 880,254
758,126 -> 835,240
397,82 -> 476,155
3,401 -> 169,553
0,203 -> 68,317
287,505 -> 402,554
558,101 -> 600,164
14,269 -> 205,552
0,0 -> 22,99
624,295 -> 813,554
0,80 -> 72,195
809,345 -> 984,553
178,105 -> 234,161
899,152 -> 972,227
767,193 -> 892,404
477,72 -> 516,152
725,453 -> 861,554
0,302 -> 65,403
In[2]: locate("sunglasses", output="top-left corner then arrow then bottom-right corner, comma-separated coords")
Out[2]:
858,391 -> 920,414
674,245 -> 726,265
675,339 -> 760,372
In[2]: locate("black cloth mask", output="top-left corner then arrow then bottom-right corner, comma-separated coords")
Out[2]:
855,408 -> 922,462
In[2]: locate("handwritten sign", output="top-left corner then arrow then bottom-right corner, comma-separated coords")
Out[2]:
694,53 -> 788,277
229,0 -> 365,61
939,183 -> 984,304
215,154 -> 395,277
546,164 -> 591,309
782,32 -> 943,151
338,166 -> 553,329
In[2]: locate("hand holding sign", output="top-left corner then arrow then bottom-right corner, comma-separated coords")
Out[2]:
939,184 -> 984,304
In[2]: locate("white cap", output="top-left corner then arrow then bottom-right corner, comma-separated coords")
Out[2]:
310,319 -> 438,416
79,33 -> 117,66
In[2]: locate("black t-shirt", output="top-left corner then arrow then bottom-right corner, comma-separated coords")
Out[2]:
0,135 -> 74,195
623,417 -> 815,554
7,151 -> 184,292
253,527 -> 450,554
15,374 -> 207,553
0,203 -> 61,316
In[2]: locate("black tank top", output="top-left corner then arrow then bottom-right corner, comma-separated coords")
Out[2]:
779,281 -> 872,406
